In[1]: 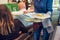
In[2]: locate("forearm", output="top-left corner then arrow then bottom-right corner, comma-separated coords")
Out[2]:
47,0 -> 53,13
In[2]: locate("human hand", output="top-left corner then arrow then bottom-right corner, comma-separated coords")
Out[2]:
14,31 -> 22,40
47,11 -> 51,15
28,7 -> 34,13
23,10 -> 28,14
19,31 -> 22,34
46,11 -> 51,17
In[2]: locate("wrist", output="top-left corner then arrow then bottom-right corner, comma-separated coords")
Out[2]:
47,11 -> 51,15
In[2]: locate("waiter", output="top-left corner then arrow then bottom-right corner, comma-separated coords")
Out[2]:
34,0 -> 53,40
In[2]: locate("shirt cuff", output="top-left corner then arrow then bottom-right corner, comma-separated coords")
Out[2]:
47,11 -> 51,15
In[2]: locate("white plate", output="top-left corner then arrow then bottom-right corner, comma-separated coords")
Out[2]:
25,13 -> 50,19
34,14 -> 50,19
24,18 -> 33,22
24,13 -> 36,18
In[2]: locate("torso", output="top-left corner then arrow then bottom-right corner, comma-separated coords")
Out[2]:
34,0 -> 47,13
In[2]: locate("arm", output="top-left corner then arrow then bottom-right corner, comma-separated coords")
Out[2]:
14,19 -> 28,33
47,0 -> 53,14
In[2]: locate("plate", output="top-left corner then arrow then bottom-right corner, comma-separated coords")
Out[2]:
24,13 -> 36,18
24,13 -> 50,19
24,18 -> 33,22
34,14 -> 50,19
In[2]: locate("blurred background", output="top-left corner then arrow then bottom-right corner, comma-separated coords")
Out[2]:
0,0 -> 60,40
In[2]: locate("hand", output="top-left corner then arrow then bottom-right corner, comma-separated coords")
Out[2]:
19,31 -> 22,34
28,9 -> 34,13
47,11 -> 51,15
28,7 -> 34,13
14,31 -> 22,40
46,11 -> 51,17
23,10 -> 28,14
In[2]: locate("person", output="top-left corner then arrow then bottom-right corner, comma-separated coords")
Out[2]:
0,4 -> 28,40
8,0 -> 16,4
18,0 -> 34,14
34,0 -> 53,40
18,1 -> 26,10
18,1 -> 29,14
28,0 -> 34,13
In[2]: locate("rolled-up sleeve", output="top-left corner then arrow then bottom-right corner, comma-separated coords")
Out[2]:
47,0 -> 53,13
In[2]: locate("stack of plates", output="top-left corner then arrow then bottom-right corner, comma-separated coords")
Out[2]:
25,13 -> 50,19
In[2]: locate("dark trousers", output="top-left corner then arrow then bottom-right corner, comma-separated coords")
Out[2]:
34,22 -> 50,40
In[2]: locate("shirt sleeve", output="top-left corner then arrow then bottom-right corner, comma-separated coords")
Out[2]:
47,0 -> 53,13
14,19 -> 28,33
